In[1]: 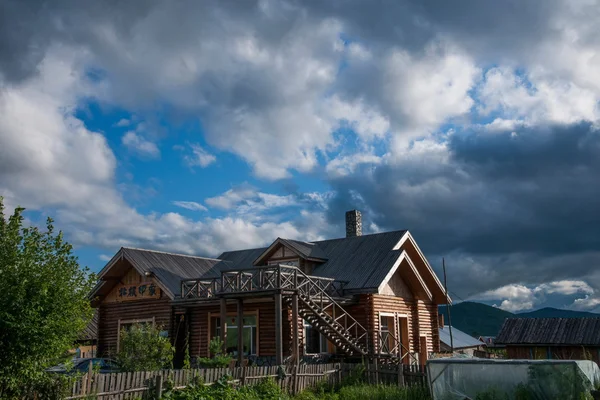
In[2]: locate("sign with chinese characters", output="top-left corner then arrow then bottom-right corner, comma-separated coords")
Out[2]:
111,281 -> 161,302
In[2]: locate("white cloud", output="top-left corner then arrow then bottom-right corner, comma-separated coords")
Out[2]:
326,153 -> 382,178
121,131 -> 160,159
326,96 -> 390,140
571,295 -> 600,311
183,143 -> 216,168
172,201 -> 208,212
477,67 -> 600,125
474,280 -> 597,313
115,118 -> 130,127
98,254 -> 112,262
205,185 -> 297,215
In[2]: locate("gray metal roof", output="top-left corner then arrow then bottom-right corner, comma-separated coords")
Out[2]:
280,239 -> 328,261
496,318 -> 600,345
79,310 -> 98,342
120,248 -> 220,298
209,230 -> 407,291
439,326 -> 483,349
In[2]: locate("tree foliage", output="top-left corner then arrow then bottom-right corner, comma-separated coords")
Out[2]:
116,324 -> 174,372
0,197 -> 96,398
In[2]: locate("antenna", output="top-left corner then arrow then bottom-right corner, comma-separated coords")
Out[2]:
443,258 -> 454,353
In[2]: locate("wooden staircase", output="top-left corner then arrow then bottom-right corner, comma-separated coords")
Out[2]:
282,270 -> 370,356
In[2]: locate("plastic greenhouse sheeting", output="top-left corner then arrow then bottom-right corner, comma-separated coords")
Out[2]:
426,358 -> 600,400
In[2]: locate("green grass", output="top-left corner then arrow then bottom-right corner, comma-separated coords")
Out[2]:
160,376 -> 431,400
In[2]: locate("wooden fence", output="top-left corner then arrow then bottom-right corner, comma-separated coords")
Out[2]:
66,362 -> 427,399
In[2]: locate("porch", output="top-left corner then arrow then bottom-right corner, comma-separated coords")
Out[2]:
176,264 -> 416,365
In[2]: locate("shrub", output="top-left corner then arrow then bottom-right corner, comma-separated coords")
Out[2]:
197,337 -> 233,368
116,324 -> 174,372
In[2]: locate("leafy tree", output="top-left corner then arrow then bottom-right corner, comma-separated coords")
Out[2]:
116,324 -> 174,372
0,198 -> 96,398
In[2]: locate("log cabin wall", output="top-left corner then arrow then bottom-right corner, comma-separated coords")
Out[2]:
97,298 -> 172,356
371,294 -> 416,353
370,295 -> 439,354
506,345 -> 600,364
186,299 -> 288,359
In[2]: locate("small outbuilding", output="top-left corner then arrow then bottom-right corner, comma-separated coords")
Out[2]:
496,317 -> 600,364
438,325 -> 484,356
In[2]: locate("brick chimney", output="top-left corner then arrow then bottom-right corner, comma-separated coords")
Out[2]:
345,210 -> 362,237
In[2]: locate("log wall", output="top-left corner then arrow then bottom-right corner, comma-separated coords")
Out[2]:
187,299 -> 286,358
371,295 -> 439,354
506,345 -> 600,364
97,298 -> 172,356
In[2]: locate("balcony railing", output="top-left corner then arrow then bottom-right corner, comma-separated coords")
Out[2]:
181,264 -> 347,300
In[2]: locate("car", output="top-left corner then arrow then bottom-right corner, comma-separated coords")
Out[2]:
46,357 -> 120,375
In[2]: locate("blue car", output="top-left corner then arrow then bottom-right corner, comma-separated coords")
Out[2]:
46,358 -> 120,375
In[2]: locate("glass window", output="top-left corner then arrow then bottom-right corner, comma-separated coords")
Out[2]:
304,319 -> 328,354
211,315 -> 257,355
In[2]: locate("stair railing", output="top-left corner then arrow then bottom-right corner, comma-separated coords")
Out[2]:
286,265 -> 370,354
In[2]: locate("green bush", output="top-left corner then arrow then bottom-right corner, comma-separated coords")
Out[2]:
197,337 -> 233,368
116,324 -> 174,372
162,377 -> 288,400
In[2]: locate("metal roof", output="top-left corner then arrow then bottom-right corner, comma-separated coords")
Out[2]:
496,318 -> 600,345
79,310 -> 98,342
439,326 -> 483,350
280,239 -> 328,261
96,248 -> 221,299
209,230 -> 407,291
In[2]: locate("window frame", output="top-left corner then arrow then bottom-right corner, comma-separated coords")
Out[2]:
303,319 -> 329,355
208,310 -> 259,356
117,317 -> 155,352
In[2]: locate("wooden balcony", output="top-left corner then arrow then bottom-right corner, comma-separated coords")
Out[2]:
180,264 -> 347,300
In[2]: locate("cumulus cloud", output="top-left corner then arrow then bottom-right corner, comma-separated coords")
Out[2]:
121,131 -> 160,159
474,280 -> 596,312
182,143 -> 216,168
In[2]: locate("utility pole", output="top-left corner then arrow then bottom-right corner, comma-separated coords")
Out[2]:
443,258 -> 454,353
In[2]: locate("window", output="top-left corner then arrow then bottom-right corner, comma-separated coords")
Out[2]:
304,319 -> 328,354
268,259 -> 300,267
117,318 -> 154,351
380,315 -> 397,354
211,315 -> 257,355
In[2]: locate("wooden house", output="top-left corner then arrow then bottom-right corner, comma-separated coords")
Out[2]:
91,210 -> 449,367
496,318 -> 600,364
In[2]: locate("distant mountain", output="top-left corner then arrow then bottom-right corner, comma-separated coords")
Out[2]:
438,302 -> 600,338
517,307 -> 600,319
439,302 -> 514,337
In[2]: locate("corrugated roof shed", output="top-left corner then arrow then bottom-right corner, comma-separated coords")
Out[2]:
209,230 -> 407,291
439,326 -> 483,350
496,318 -> 600,345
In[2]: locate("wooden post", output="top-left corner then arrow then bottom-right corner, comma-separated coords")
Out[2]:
292,293 -> 299,365
220,298 -> 227,354
86,360 -> 93,394
155,374 -> 163,398
237,298 -> 244,366
275,293 -> 283,365
398,363 -> 405,387
374,357 -> 379,385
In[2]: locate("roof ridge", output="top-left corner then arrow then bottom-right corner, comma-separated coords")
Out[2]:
311,229 -> 407,244
122,247 -> 221,261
